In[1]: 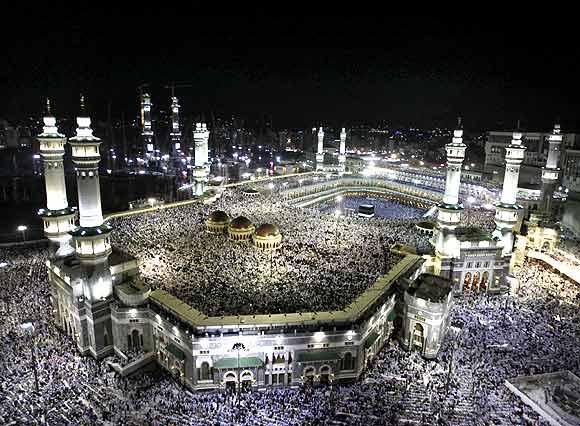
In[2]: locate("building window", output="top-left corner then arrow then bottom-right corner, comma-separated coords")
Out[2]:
265,374 -> 270,385
200,362 -> 210,381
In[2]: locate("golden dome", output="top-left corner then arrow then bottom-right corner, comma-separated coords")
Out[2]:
255,223 -> 280,238
208,210 -> 230,223
230,216 -> 253,230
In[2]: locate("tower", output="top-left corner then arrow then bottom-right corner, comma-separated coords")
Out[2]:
519,122 -> 564,254
193,122 -> 210,196
141,93 -> 154,158
339,127 -> 347,174
539,123 -> 563,219
68,96 -> 114,358
316,127 -> 324,170
434,119 -> 466,266
37,99 -> 77,257
170,96 -> 182,170
493,125 -> 526,259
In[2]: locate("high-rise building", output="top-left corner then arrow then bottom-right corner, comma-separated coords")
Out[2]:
141,93 -> 155,158
192,122 -> 210,195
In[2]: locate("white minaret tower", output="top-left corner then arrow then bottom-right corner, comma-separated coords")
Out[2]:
493,124 -> 526,257
434,118 -> 466,262
316,127 -> 324,170
339,127 -> 347,173
193,122 -> 210,196
539,123 -> 563,218
68,95 -> 114,358
37,99 -> 76,257
141,93 -> 154,157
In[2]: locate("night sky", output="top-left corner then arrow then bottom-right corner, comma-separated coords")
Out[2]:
2,15 -> 579,130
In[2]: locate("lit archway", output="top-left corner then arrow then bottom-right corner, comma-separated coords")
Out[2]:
463,272 -> 472,291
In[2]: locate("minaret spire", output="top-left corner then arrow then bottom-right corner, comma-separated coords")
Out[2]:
316,126 -> 325,171
493,121 -> 526,259
434,118 -> 467,263
339,127 -> 347,175
37,99 -> 76,257
68,100 -> 114,357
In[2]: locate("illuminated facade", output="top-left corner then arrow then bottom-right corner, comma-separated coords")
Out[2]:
401,274 -> 453,359
433,120 -> 508,293
37,99 -> 76,258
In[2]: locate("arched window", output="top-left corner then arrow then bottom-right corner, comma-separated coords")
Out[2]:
463,272 -> 472,291
473,272 -> 481,291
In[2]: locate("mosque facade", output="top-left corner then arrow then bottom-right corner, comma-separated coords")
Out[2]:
39,105 -> 554,391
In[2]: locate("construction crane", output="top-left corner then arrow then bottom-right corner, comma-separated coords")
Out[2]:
163,81 -> 193,98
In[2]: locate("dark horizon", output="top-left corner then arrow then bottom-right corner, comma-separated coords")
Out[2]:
2,15 -> 580,131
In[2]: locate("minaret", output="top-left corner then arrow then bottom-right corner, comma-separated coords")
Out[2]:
141,93 -> 154,157
316,127 -> 324,170
37,99 -> 76,257
193,122 -> 210,196
170,96 -> 182,170
68,95 -> 114,358
539,123 -> 563,219
339,127 -> 347,173
493,123 -> 526,257
435,118 -> 466,263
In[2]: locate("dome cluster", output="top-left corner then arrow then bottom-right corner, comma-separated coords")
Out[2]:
205,212 -> 282,249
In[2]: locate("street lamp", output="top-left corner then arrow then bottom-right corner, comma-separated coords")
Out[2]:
17,225 -> 27,242
232,342 -> 246,397
19,321 -> 39,392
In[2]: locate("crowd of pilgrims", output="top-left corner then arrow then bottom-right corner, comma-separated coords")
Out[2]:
2,240 -> 580,424
109,187 -> 432,316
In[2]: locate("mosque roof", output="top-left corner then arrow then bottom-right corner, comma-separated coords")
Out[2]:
407,274 -> 452,303
230,216 -> 253,230
455,226 -> 493,242
255,223 -> 280,238
207,210 -> 230,223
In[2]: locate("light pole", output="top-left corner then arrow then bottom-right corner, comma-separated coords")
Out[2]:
19,321 -> 39,392
232,342 -> 246,397
17,225 -> 27,242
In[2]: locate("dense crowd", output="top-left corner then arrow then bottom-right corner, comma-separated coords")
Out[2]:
2,243 -> 580,424
110,187 -> 431,316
